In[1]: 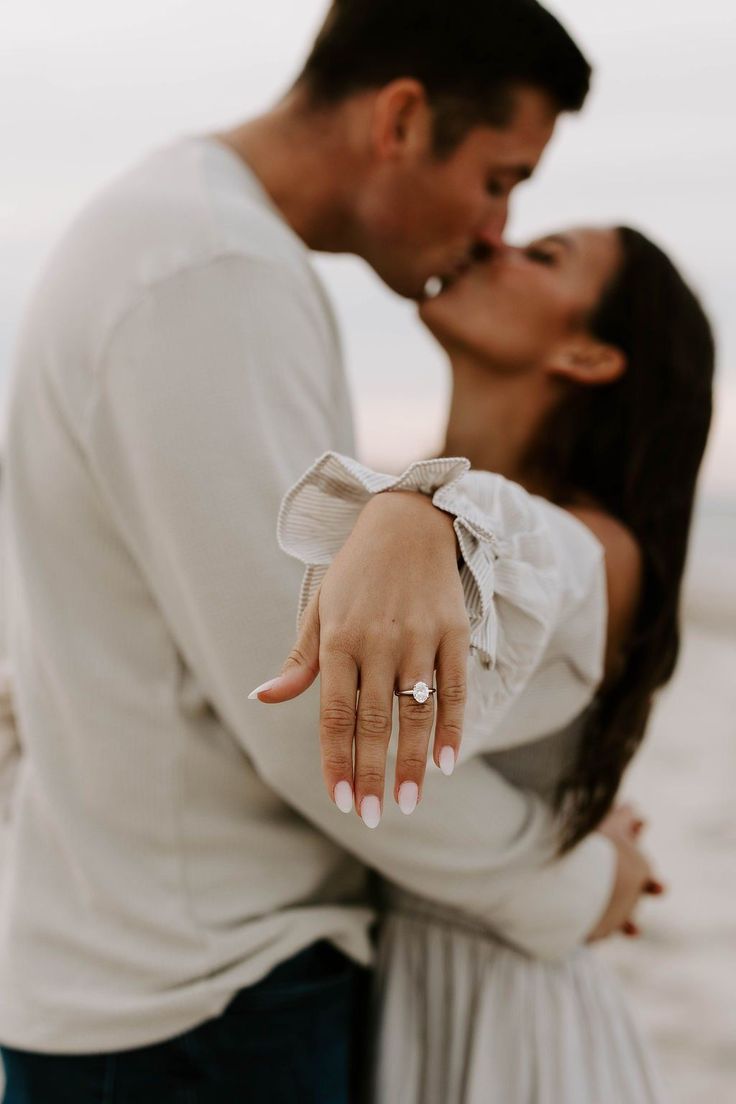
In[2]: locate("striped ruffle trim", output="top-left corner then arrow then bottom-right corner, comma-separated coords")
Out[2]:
277,450 -> 499,668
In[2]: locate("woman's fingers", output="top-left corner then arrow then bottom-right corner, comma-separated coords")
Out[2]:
349,644 -> 468,826
248,589 -> 321,702
621,871 -> 668,938
432,627 -> 470,777
261,489 -> 470,822
352,662 -> 397,829
587,836 -> 654,942
392,659 -> 439,816
318,648 -> 359,814
600,802 -> 648,844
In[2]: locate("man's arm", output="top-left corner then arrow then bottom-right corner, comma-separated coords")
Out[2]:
84,255 -> 618,959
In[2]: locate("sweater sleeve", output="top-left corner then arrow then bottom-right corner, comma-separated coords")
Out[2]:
84,257 -> 615,961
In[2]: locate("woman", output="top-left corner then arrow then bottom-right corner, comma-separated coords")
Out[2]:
279,225 -> 714,1102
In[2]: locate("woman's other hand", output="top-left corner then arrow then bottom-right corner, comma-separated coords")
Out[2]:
587,803 -> 666,942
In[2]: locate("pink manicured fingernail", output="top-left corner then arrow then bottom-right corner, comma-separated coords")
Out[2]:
439,747 -> 455,777
248,678 -> 280,701
360,796 -> 381,829
334,781 -> 354,814
398,782 -> 419,816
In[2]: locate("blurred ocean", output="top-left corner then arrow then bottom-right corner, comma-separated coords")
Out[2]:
600,503 -> 736,1103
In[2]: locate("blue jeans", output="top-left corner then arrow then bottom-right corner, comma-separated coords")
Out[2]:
1,940 -> 369,1103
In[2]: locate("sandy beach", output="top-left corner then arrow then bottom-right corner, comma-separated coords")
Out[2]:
599,506 -> 736,1102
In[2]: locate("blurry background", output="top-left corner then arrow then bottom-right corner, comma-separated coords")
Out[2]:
1,2 -> 734,1099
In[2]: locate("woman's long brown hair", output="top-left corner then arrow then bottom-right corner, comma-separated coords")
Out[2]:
527,227 -> 715,851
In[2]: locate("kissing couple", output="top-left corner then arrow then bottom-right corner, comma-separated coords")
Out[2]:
0,1 -> 713,1102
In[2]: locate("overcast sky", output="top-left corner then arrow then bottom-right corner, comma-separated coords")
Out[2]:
2,0 -> 734,494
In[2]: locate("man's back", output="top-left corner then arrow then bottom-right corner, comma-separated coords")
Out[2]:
0,135 -> 368,1052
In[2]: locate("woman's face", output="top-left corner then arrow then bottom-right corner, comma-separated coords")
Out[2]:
419,227 -> 623,370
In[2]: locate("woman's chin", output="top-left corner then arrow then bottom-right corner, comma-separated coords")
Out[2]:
419,282 -> 474,345
419,283 -> 455,325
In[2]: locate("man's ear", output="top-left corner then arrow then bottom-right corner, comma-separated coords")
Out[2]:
546,334 -> 627,387
370,79 -> 431,161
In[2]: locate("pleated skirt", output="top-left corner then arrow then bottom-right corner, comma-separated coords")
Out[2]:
369,896 -> 665,1104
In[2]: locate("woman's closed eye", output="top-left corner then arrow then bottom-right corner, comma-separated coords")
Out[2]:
525,245 -> 558,266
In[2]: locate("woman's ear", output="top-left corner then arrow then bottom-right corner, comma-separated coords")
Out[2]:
545,334 -> 627,387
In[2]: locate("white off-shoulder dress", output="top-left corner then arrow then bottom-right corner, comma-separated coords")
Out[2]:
368,721 -> 665,1104
278,451 -> 665,1104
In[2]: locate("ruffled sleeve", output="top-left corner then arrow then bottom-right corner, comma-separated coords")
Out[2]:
278,450 -> 496,659
277,451 -> 607,747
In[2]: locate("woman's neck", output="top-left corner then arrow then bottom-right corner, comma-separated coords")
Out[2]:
441,352 -> 560,497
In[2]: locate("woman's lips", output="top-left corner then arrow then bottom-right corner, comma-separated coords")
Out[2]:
422,248 -> 494,301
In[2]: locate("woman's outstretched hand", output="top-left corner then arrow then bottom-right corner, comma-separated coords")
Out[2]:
248,490 -> 471,827
587,802 -> 666,942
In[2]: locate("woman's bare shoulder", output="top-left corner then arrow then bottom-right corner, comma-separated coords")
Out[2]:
565,502 -> 642,680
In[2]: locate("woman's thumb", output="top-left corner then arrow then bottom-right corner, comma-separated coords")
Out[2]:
248,591 -> 321,703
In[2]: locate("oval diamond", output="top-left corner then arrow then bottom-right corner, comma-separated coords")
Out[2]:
412,681 -> 430,704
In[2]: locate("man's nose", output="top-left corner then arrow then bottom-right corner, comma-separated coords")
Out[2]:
477,205 -> 509,251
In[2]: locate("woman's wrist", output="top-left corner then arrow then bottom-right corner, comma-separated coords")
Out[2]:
361,490 -> 462,560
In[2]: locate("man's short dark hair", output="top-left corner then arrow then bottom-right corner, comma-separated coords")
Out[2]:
297,0 -> 592,154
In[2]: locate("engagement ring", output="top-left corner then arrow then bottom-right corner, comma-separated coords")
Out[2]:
395,680 -> 437,704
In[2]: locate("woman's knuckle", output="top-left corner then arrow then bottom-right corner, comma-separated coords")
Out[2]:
440,681 -> 467,707
402,621 -> 432,648
365,620 -> 399,647
400,704 -> 433,730
322,752 -> 353,777
321,627 -> 359,656
436,718 -> 463,743
321,702 -> 356,736
444,616 -> 471,637
399,753 -> 428,774
357,768 -> 385,792
285,644 -> 310,669
358,707 -> 391,737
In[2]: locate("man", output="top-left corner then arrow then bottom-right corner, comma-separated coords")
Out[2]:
0,1 -> 654,1100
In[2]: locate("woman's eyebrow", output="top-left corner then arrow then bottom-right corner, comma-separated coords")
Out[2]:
543,233 -> 576,251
